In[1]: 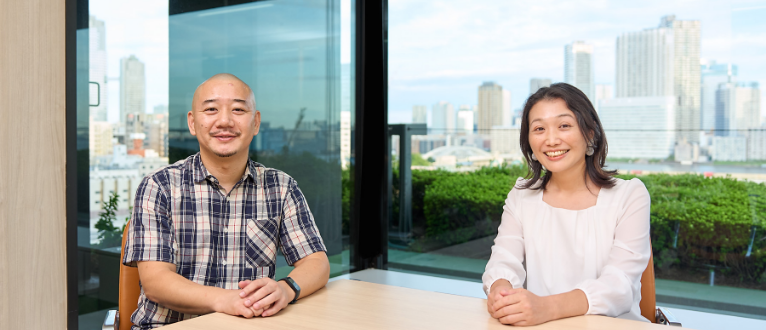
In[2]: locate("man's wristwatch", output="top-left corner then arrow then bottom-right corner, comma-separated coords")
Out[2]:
278,277 -> 301,304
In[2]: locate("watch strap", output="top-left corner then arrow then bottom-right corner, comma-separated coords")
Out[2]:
278,277 -> 300,304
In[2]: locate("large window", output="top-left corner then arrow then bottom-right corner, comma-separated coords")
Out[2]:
75,0 -> 354,328
387,0 -> 766,320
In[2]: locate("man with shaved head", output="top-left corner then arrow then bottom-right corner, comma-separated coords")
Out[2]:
123,73 -> 330,329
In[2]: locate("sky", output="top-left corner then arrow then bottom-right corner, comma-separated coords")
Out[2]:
387,0 -> 766,124
88,0 -> 765,126
90,0 -> 352,124
90,0 -> 169,123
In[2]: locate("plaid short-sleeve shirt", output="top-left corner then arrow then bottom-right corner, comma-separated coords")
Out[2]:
123,153 -> 326,329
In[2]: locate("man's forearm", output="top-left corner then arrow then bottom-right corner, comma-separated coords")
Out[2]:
138,261 -> 228,315
284,252 -> 330,300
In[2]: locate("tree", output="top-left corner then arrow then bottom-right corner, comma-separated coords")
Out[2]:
94,192 -> 128,248
411,153 -> 432,166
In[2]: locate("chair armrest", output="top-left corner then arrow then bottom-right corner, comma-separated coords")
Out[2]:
102,309 -> 118,330
656,307 -> 682,326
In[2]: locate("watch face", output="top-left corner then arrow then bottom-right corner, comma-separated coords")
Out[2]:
287,277 -> 300,290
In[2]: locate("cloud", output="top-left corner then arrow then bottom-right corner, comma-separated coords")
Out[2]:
387,0 -> 766,121
91,0 -> 169,122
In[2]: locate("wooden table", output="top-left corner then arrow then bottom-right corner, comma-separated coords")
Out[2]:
163,279 -> 676,330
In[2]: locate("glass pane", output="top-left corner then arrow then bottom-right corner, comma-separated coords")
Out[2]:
168,0 -> 350,280
76,0 -> 353,328
388,0 -> 766,322
77,1 -> 170,328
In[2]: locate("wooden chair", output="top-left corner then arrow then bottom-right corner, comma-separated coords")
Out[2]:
640,251 -> 681,326
103,220 -> 140,330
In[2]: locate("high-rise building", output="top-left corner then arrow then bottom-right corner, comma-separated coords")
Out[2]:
529,78 -> 552,95
595,84 -> 613,112
431,101 -> 454,133
145,112 -> 168,157
490,126 -> 521,156
456,106 -> 474,133
89,15 -> 108,122
477,82 -> 505,132
616,26 -> 674,98
715,82 -> 760,137
564,41 -> 595,103
734,83 -> 761,134
120,55 -> 146,122
715,81 -> 737,137
502,90 -> 512,127
412,105 -> 427,124
600,97 -> 676,159
616,15 -> 701,143
701,61 -> 737,131
125,112 -> 145,136
747,124 -> 766,161
89,119 -> 113,160
712,136 -> 747,161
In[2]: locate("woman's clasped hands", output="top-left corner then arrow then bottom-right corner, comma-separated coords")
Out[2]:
487,281 -> 553,326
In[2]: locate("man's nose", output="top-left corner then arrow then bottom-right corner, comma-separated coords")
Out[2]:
215,108 -> 235,127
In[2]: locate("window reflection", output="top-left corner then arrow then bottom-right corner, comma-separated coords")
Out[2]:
77,0 -> 352,328
168,0 -> 348,278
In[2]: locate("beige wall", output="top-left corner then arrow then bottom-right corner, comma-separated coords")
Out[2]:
0,0 -> 68,329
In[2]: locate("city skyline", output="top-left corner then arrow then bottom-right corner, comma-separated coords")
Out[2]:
89,0 -> 169,124
388,0 -> 766,124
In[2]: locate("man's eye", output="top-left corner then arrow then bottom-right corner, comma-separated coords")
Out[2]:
204,107 -> 216,112
233,108 -> 245,112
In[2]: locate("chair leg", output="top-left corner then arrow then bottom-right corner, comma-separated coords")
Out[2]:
656,307 -> 682,326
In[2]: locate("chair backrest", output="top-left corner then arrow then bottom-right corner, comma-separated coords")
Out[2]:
118,220 -> 140,330
639,252 -> 656,323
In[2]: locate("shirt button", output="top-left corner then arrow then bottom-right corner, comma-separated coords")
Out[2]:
222,260 -> 227,265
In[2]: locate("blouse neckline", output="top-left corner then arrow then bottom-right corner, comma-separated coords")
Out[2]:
538,186 -> 605,212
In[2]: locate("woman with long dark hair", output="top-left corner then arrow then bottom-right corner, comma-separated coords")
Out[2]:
483,83 -> 651,325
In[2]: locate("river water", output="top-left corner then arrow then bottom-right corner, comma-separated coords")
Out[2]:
606,162 -> 766,174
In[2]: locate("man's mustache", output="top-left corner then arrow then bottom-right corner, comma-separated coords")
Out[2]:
209,130 -> 242,137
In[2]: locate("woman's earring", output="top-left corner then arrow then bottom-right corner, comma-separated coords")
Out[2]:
531,153 -> 538,161
586,144 -> 595,156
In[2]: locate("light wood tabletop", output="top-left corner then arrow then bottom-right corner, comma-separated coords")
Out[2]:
162,279 -> 676,330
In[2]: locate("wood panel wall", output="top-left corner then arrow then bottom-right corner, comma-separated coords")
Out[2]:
0,0 -> 68,329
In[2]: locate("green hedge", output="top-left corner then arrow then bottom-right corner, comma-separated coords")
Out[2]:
345,164 -> 766,286
619,173 -> 766,284
423,166 -> 525,238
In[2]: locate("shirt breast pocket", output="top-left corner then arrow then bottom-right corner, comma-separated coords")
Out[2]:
244,218 -> 279,276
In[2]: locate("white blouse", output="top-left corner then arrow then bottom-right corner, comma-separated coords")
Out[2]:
482,177 -> 651,322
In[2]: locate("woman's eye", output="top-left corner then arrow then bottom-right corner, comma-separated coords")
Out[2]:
560,124 -> 571,128
533,127 -> 544,132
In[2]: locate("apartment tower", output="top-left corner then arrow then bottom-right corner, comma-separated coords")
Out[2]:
564,41 -> 595,103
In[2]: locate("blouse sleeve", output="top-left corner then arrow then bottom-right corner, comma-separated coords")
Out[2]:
482,179 -> 527,296
575,179 -> 651,316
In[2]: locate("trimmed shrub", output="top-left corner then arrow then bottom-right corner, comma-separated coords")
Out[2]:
422,165 -> 527,244
618,173 -> 766,285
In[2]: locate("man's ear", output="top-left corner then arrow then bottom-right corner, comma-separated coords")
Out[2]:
253,110 -> 261,136
187,111 -> 197,136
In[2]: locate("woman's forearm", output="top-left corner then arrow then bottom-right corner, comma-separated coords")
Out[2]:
547,289 -> 589,320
